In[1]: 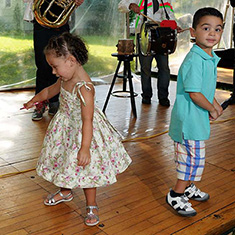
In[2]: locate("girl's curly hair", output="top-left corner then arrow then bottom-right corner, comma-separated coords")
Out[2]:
44,32 -> 88,65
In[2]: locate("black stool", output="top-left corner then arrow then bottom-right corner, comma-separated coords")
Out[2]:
102,53 -> 138,118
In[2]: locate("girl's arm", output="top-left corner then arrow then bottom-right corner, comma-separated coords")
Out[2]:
77,84 -> 95,167
189,92 -> 219,120
24,79 -> 61,109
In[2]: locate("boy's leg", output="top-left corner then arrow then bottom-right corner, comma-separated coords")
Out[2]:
166,140 -> 208,216
174,179 -> 190,194
173,179 -> 209,201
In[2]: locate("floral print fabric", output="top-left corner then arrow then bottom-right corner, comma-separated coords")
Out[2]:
36,81 -> 132,189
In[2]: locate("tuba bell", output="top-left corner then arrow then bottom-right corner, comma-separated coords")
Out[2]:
33,0 -> 76,28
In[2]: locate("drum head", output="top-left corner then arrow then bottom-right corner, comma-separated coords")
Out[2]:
139,22 -> 150,56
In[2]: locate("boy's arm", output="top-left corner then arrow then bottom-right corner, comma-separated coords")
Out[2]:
189,92 -> 219,120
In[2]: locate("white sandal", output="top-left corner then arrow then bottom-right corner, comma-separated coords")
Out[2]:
85,206 -> 99,226
44,189 -> 73,206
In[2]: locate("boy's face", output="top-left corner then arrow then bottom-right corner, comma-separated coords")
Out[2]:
190,15 -> 223,55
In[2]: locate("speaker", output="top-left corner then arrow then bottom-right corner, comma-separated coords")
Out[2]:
230,0 -> 235,7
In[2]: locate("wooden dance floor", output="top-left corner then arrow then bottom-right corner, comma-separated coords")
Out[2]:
0,73 -> 235,234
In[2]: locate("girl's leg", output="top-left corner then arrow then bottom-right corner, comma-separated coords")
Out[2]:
83,188 -> 98,225
83,188 -> 97,205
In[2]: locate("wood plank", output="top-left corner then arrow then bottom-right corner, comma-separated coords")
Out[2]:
172,203 -> 235,235
0,79 -> 234,234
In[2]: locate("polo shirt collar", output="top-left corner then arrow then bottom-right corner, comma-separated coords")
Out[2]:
191,44 -> 220,64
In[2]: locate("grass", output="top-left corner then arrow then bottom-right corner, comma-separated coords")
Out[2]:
0,35 -> 35,87
0,34 -> 120,88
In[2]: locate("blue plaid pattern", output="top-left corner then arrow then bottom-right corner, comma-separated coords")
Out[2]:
174,140 -> 205,181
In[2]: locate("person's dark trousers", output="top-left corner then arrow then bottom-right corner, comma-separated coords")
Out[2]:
33,20 -> 70,103
137,28 -> 170,102
138,48 -> 170,101
139,52 -> 153,100
155,53 -> 170,100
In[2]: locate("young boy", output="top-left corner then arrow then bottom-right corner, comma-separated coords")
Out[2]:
166,7 -> 224,217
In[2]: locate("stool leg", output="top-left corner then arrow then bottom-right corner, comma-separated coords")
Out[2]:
123,61 -> 127,92
102,60 -> 122,113
127,61 -> 137,118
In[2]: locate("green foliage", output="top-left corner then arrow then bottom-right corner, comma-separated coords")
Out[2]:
0,19 -> 8,32
0,34 -> 119,88
0,35 -> 35,87
13,3 -> 22,32
129,10 -> 136,24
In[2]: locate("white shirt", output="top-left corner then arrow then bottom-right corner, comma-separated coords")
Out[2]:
118,0 -> 176,33
23,0 -> 34,22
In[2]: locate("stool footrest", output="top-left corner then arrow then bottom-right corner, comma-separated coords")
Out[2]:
112,90 -> 138,98
102,54 -> 138,118
117,74 -> 133,79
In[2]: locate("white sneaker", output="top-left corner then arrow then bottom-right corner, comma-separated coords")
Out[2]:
184,183 -> 209,201
166,189 -> 197,217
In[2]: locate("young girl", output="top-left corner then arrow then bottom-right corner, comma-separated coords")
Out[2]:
23,32 -> 132,226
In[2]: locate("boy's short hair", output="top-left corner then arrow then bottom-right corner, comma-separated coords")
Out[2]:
192,7 -> 223,29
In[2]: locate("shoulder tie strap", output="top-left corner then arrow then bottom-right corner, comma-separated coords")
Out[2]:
73,81 -> 93,106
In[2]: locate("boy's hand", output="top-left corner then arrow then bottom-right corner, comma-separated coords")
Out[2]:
77,148 -> 91,167
209,109 -> 219,121
215,104 -> 223,116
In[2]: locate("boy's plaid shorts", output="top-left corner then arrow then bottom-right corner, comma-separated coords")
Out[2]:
174,139 -> 205,181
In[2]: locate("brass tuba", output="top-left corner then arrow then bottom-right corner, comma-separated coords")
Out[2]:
33,0 -> 76,28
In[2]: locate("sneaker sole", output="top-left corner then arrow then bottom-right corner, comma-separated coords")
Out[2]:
48,112 -> 56,116
165,196 -> 197,217
190,194 -> 210,202
32,116 -> 43,121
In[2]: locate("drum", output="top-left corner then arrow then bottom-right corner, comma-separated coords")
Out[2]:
116,39 -> 135,55
139,22 -> 177,56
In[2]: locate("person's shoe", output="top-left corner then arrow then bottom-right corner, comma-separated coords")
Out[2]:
85,206 -> 99,226
32,102 -> 46,121
48,101 -> 59,116
142,97 -> 151,104
166,189 -> 197,217
44,189 -> 73,206
159,98 -> 170,107
184,183 -> 210,202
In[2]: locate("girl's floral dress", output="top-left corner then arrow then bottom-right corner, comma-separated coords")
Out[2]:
36,81 -> 132,188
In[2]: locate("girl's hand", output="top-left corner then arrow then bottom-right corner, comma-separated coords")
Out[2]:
23,100 -> 35,110
77,148 -> 91,167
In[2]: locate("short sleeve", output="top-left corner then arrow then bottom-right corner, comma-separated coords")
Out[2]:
183,55 -> 203,93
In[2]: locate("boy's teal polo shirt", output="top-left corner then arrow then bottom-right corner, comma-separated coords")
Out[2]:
169,44 -> 220,143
